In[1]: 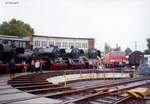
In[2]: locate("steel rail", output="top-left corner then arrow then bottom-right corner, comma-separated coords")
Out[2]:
113,95 -> 132,104
64,80 -> 150,104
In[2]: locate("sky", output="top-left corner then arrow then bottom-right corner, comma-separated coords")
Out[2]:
0,0 -> 150,52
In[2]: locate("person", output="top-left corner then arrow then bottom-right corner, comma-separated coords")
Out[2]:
22,60 -> 27,72
9,58 -> 16,78
35,59 -> 40,73
39,59 -> 44,73
31,59 -> 35,72
0,60 -> 2,64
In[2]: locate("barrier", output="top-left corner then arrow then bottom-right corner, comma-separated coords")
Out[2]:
80,70 -> 83,80
47,72 -> 130,85
64,71 -> 67,87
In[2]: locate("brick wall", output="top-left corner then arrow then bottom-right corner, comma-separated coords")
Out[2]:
88,39 -> 95,49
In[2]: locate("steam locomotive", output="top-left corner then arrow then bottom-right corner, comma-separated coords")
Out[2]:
31,47 -> 86,70
88,48 -> 101,69
0,35 -> 30,73
0,35 -> 103,71
63,48 -> 85,69
31,46 -> 65,70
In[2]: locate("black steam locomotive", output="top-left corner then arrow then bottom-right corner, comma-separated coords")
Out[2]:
88,48 -> 101,69
31,46 -> 65,70
0,35 -> 30,73
62,48 -> 85,69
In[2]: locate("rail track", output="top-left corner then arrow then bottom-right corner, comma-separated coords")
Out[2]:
4,70 -> 150,104
61,78 -> 150,104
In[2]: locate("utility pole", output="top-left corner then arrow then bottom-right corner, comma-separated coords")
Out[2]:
135,41 -> 137,51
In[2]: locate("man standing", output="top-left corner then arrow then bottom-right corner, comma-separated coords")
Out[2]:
35,59 -> 40,73
39,59 -> 44,73
22,60 -> 27,72
31,59 -> 35,72
9,58 -> 16,78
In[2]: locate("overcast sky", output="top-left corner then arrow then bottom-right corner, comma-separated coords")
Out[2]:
0,0 -> 150,51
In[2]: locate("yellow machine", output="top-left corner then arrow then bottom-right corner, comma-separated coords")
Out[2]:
127,87 -> 149,99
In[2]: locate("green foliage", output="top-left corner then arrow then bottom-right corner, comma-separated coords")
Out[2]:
147,38 -> 150,49
104,43 -> 112,54
125,47 -> 132,56
144,38 -> 150,54
0,19 -> 34,36
113,44 -> 121,51
113,47 -> 121,51
144,50 -> 150,54
83,50 -> 88,58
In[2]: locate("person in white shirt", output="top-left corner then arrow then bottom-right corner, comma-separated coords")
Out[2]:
35,59 -> 40,73
22,60 -> 27,72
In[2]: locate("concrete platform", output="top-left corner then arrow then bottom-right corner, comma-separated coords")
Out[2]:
0,82 -> 8,86
0,72 -> 63,104
0,88 -> 21,95
0,85 -> 12,89
0,92 -> 37,103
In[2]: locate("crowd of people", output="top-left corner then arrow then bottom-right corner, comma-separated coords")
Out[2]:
9,58 -> 45,78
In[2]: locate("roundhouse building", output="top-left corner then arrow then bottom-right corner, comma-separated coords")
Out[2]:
0,35 -> 31,49
32,35 -> 95,50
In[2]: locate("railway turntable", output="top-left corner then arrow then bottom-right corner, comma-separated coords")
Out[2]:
0,70 -> 150,104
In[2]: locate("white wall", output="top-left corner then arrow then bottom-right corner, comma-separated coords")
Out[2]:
33,36 -> 89,50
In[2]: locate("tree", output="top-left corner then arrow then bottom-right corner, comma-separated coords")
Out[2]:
125,47 -> 132,56
113,44 -> 121,51
0,19 -> 34,36
104,43 -> 112,54
146,38 -> 150,49
144,50 -> 150,54
144,38 -> 150,54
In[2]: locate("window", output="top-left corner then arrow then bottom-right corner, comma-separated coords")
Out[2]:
14,41 -> 19,47
78,43 -> 81,48
82,43 -> 88,49
75,43 -> 81,48
114,51 -> 124,56
23,42 -> 26,48
49,41 -> 54,46
82,43 -> 85,48
0,40 -> 2,44
19,41 -> 23,47
85,43 -> 88,48
62,42 -> 65,47
34,41 -> 40,47
62,42 -> 68,48
8,40 -> 12,46
55,42 -> 61,47
42,41 -> 47,47
69,43 -> 74,48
